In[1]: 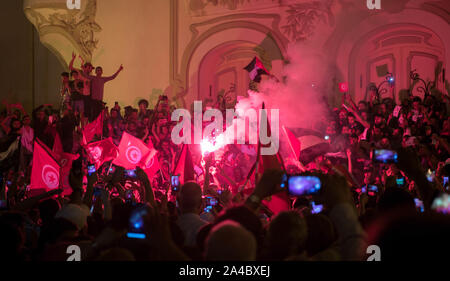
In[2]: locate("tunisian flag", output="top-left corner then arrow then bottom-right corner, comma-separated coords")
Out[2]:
172,144 -> 195,185
85,137 -> 119,169
113,132 -> 151,170
31,139 -> 61,193
59,152 -> 78,196
141,147 -> 160,180
82,111 -> 104,144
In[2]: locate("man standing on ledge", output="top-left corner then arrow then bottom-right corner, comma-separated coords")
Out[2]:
82,64 -> 124,121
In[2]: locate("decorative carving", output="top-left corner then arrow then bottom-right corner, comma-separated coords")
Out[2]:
281,0 -> 334,42
187,0 -> 280,16
25,0 -> 101,61
208,0 -> 255,10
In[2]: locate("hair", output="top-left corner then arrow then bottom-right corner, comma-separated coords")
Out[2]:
138,99 -> 149,108
61,72 -> 69,78
70,70 -> 78,76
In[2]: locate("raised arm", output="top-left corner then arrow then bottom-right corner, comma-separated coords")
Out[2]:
343,103 -> 370,129
69,52 -> 77,71
103,65 -> 124,82
14,189 -> 63,211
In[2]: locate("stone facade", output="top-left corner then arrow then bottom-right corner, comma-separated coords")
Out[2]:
24,0 -> 450,110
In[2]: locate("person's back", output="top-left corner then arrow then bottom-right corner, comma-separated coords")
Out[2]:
176,181 -> 208,248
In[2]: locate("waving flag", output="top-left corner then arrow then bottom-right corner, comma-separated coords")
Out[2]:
85,137 -> 119,169
82,111 -> 104,144
244,57 -> 270,83
52,133 -> 64,160
113,132 -> 151,170
59,152 -> 78,195
285,128 -> 330,165
172,144 -> 195,185
141,147 -> 160,180
31,140 -> 60,195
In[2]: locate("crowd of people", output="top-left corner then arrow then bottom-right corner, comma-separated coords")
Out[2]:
1,54 -> 450,261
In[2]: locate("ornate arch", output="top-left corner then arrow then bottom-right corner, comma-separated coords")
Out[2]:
172,13 -> 289,108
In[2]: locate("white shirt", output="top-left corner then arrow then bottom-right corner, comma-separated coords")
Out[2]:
176,213 -> 208,248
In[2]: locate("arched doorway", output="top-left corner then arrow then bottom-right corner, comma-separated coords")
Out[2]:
177,22 -> 287,109
198,41 -> 263,108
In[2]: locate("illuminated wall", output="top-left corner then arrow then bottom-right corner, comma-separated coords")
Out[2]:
23,0 -> 450,111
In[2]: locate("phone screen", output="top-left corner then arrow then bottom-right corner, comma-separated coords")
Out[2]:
288,176 -> 321,196
311,201 -> 323,214
124,169 -> 137,179
127,205 -> 148,239
171,175 -> 180,191
373,149 -> 398,163
396,178 -> 405,186
87,165 -> 96,176
414,198 -> 424,213
426,169 -> 435,182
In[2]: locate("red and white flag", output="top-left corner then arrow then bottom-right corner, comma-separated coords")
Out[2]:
85,137 -> 119,169
31,140 -> 61,194
52,133 -> 64,161
172,144 -> 195,185
82,111 -> 104,144
113,132 -> 151,170
141,147 -> 160,180
59,152 -> 79,196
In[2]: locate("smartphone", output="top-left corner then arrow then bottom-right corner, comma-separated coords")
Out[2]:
311,201 -> 324,214
280,173 -> 288,189
171,175 -> 180,192
396,177 -> 405,187
431,193 -> 450,214
444,177 -> 449,190
361,185 -> 378,196
414,198 -> 424,213
288,175 -> 321,196
426,169 -> 435,183
124,169 -> 137,179
203,196 -> 218,213
87,164 -> 96,176
127,205 -> 148,239
373,149 -> 398,164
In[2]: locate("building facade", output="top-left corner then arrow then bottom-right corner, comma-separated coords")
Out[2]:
23,0 -> 450,110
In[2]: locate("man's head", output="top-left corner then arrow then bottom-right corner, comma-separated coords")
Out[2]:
204,220 -> 257,261
138,99 -> 149,111
95,66 -> 103,77
83,63 -> 94,74
358,101 -> 368,112
70,70 -> 79,80
61,72 -> 69,83
266,211 -> 308,260
22,115 -> 31,126
177,181 -> 203,214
